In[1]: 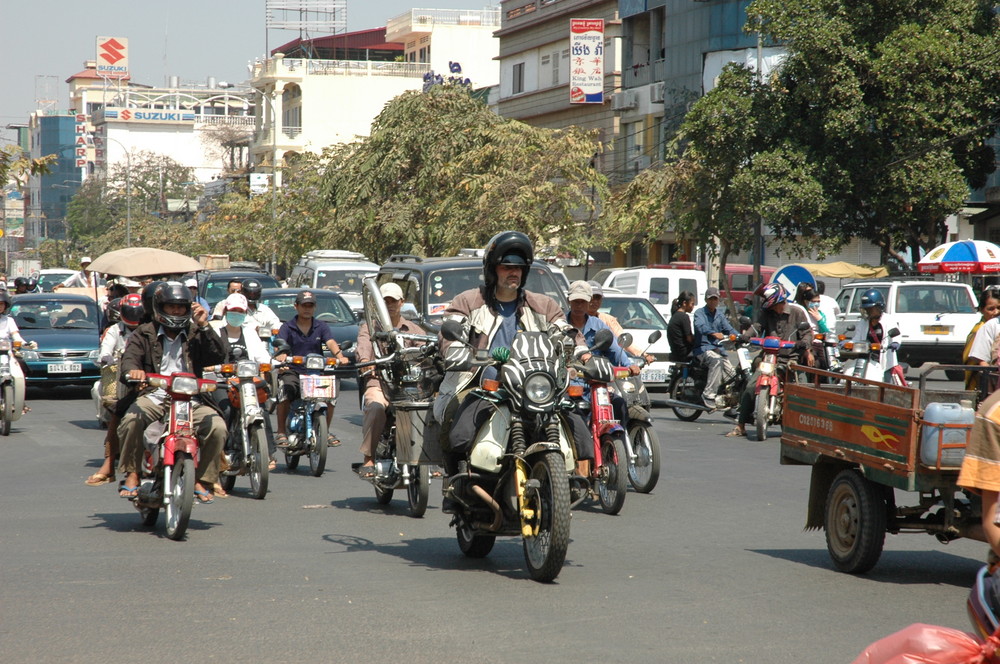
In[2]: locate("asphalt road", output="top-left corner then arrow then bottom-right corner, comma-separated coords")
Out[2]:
0,379 -> 986,663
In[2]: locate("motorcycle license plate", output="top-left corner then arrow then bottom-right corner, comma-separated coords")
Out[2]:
641,369 -> 667,383
737,348 -> 752,371
47,362 -> 82,374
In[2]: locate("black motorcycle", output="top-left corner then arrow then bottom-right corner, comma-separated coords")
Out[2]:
665,335 -> 754,422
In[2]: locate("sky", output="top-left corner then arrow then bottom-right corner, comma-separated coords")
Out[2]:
0,0 -> 497,142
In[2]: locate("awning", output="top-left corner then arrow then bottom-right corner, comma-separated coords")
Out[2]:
788,261 -> 888,279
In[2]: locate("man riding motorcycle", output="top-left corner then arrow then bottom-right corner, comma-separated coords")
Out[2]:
845,289 -> 903,382
241,278 -> 280,335
693,287 -> 739,410
116,282 -> 228,504
435,231 -> 590,494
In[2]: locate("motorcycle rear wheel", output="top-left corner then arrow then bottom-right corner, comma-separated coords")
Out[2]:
523,450 -> 571,582
407,464 -> 429,518
597,435 -> 627,515
754,390 -> 769,441
669,375 -> 702,422
308,411 -> 328,477
626,424 -> 661,493
248,424 -> 269,499
165,455 -> 195,541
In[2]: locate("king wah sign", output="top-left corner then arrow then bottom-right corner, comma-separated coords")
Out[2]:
96,37 -> 129,79
569,19 -> 604,104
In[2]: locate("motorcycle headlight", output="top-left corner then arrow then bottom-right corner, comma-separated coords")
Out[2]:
236,360 -> 260,378
524,373 -> 555,404
171,376 -> 200,396
305,355 -> 325,371
88,349 -> 101,362
759,361 -> 775,376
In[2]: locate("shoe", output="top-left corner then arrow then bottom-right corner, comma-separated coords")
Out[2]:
701,397 -> 717,412
275,433 -> 290,448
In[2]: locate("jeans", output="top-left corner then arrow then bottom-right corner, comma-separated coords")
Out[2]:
700,349 -> 735,402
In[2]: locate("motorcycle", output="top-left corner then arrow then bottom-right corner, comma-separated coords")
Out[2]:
440,318 -> 574,582
0,340 -> 26,436
353,276 -> 442,517
615,339 -> 662,494
278,354 -> 338,476
131,372 -> 217,540
212,358 -> 272,499
665,330 -> 754,422
567,328 -> 629,514
839,326 -> 906,386
749,325 -> 810,441
811,331 -> 842,375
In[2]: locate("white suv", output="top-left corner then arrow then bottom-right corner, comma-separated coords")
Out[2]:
834,280 -> 978,377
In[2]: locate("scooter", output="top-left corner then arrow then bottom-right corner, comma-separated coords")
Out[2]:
839,326 -> 906,386
278,354 -> 339,476
0,340 -> 27,436
749,333 -> 801,442
212,358 -> 272,499
132,372 -> 217,540
614,347 -> 661,493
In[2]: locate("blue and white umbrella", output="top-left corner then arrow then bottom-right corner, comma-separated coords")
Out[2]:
917,240 -> 1000,274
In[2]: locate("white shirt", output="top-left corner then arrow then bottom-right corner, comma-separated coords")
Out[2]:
969,317 -> 1000,364
0,315 -> 20,342
851,317 -> 902,370
247,303 -> 281,335
99,322 -> 133,365
209,320 -> 272,365
818,294 -> 841,329
60,270 -> 98,289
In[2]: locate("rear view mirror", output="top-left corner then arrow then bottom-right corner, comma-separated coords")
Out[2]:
888,327 -> 900,338
441,319 -> 465,342
592,328 -> 613,352
618,333 -> 633,349
646,330 -> 662,344
797,321 -> 811,332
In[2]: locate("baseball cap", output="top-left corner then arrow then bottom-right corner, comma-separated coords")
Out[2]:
81,256 -> 92,264
295,291 -> 317,305
587,280 -> 603,297
705,287 -> 720,299
225,293 -> 248,312
567,280 -> 593,302
183,278 -> 198,289
380,282 -> 404,301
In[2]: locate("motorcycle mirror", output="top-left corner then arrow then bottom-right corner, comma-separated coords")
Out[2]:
618,332 -> 633,349
888,327 -> 900,338
232,347 -> 244,359
592,328 -> 614,352
797,321 -> 812,332
846,324 -> 856,332
272,337 -> 291,355
646,330 -> 662,344
440,319 -> 465,342
738,315 -> 752,329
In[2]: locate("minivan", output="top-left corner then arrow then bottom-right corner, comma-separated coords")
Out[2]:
594,266 -> 708,316
288,250 -> 380,314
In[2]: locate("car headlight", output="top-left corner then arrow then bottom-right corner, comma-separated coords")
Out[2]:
524,373 -> 555,404
171,376 -> 200,396
20,350 -> 38,361
236,360 -> 260,378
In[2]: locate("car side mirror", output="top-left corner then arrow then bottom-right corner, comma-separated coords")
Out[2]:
441,319 -> 465,342
888,327 -> 900,338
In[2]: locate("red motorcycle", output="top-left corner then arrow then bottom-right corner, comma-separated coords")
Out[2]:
132,372 -> 217,540
749,334 -> 801,442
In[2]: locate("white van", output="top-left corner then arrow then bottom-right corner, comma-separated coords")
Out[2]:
594,267 -> 708,317
288,250 -> 380,314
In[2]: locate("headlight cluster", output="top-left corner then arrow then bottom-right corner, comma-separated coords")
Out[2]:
171,376 -> 200,396
305,356 -> 325,370
524,373 -> 555,404
236,360 -> 260,378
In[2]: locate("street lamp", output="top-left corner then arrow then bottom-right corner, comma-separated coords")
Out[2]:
98,134 -> 132,247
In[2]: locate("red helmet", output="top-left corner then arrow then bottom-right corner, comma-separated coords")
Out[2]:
119,293 -> 144,328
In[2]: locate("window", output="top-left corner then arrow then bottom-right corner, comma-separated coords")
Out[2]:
551,50 -> 560,85
896,285 -> 975,314
836,289 -> 854,313
610,274 -> 638,294
512,62 -> 525,94
649,278 -> 671,304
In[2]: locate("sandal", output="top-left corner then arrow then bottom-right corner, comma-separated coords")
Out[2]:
85,472 -> 114,486
327,434 -> 341,447
193,489 -> 214,504
358,464 -> 376,479
275,433 -> 289,448
725,427 -> 746,438
212,483 -> 228,498
268,458 -> 277,471
119,485 -> 139,499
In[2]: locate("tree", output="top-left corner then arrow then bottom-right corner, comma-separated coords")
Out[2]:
746,0 -> 1000,263
321,85 -> 607,262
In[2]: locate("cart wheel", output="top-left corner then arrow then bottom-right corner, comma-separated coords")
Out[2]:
824,469 -> 887,574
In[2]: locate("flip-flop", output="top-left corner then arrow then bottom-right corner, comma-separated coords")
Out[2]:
327,435 -> 341,447
85,473 -> 114,486
358,465 -> 376,479
725,428 -> 745,438
193,489 -> 214,504
275,433 -> 290,448
119,485 -> 139,499
268,458 -> 277,471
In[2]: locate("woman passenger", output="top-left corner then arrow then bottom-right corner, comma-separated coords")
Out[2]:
964,288 -> 1000,392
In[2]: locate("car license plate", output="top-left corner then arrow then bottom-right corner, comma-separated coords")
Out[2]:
921,325 -> 951,335
47,363 -> 82,374
641,369 -> 667,383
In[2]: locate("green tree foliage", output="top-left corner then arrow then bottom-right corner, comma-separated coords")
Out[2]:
0,145 -> 54,189
321,85 -> 607,262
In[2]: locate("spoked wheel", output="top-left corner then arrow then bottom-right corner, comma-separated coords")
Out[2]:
754,390 -> 770,441
456,516 -> 496,558
164,454 -> 195,541
407,464 -> 430,518
522,451 -> 571,582
248,424 -> 269,499
825,469 -> 887,574
597,435 -> 627,515
669,376 -> 702,422
308,411 -> 328,477
626,424 -> 661,493
0,384 -> 12,435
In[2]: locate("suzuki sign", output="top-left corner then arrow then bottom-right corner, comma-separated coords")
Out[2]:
96,36 -> 129,79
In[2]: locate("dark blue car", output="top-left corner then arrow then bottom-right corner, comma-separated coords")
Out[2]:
11,293 -> 102,386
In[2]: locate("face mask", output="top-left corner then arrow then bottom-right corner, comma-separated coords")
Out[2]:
809,301 -> 820,309
226,312 -> 247,327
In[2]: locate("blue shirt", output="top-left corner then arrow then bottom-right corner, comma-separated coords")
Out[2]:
569,313 -> 633,367
483,300 -> 519,383
693,306 -> 738,356
277,315 -> 334,373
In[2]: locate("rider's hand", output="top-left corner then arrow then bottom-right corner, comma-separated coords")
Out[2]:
628,364 -> 641,376
191,302 -> 208,327
643,353 -> 655,364
580,352 -> 592,364
337,355 -> 349,365
128,369 -> 146,383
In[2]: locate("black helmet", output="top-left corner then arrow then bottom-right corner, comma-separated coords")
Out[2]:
242,278 -> 262,302
152,281 -> 192,331
25,277 -> 37,292
141,280 -> 168,324
106,297 -> 122,324
483,230 -> 534,292
119,293 -> 143,328
13,277 -> 27,291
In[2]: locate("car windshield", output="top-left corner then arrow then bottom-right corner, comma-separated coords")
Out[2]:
423,266 -> 566,317
315,270 -> 375,293
599,298 -> 668,330
261,293 -> 354,325
205,274 -> 280,305
11,300 -> 101,329
37,273 -> 75,292
895,285 -> 976,314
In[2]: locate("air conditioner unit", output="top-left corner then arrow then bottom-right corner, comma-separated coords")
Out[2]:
650,82 -> 665,103
611,90 -> 638,111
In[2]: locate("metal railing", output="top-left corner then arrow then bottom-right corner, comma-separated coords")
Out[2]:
386,8 -> 500,37
255,58 -> 432,79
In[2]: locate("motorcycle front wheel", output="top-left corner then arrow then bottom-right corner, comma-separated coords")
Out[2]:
248,424 -> 269,499
308,410 -> 328,477
165,454 -> 195,541
626,423 -> 661,493
669,375 -> 702,422
407,464 -> 430,518
0,384 -> 11,436
522,450 -> 571,582
754,390 -> 770,441
597,435 -> 627,515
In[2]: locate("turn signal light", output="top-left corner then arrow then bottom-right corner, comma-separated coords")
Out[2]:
291,356 -> 304,365
567,385 -> 584,397
482,379 -> 500,392
871,343 -> 881,351
614,369 -> 631,379
221,363 -> 235,374
842,342 -> 854,351
326,358 -> 338,366
260,363 -> 271,372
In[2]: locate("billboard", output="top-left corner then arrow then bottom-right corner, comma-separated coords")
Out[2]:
96,36 -> 129,79
569,19 -> 604,104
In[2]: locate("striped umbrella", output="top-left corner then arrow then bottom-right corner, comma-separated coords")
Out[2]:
917,240 -> 1000,274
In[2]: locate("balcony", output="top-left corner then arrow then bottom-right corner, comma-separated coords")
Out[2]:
282,126 -> 302,139
386,8 -> 500,41
623,59 -> 665,89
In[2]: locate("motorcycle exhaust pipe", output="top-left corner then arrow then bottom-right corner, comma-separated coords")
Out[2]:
471,485 -> 503,531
